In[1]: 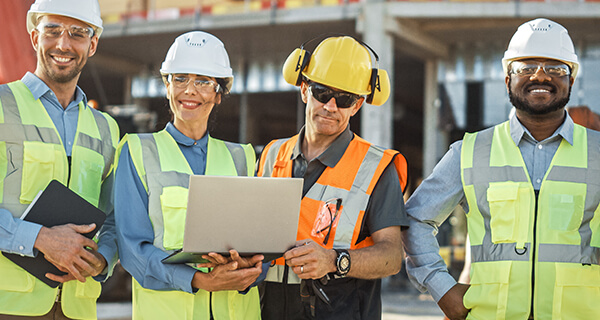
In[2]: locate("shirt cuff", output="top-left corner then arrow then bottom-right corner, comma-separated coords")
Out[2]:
14,220 -> 43,257
426,272 -> 457,302
93,246 -> 118,282
173,265 -> 198,293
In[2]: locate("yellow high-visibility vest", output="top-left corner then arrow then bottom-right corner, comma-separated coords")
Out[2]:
0,80 -> 119,319
124,129 -> 260,320
461,121 -> 600,320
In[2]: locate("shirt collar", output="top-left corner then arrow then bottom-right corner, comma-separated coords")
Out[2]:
166,122 -> 208,151
509,109 -> 574,146
292,125 -> 353,168
21,72 -> 88,109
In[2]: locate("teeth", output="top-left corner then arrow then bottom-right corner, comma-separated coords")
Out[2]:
182,102 -> 199,107
54,56 -> 71,63
531,89 -> 549,93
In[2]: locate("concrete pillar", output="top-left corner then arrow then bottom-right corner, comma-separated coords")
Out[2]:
422,59 -> 448,177
360,2 -> 394,148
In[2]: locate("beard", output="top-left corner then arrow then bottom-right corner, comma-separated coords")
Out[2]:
39,50 -> 88,84
508,77 -> 571,115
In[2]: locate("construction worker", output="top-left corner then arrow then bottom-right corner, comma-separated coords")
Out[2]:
0,0 -> 120,318
114,31 -> 263,320
257,35 -> 409,319
403,18 -> 600,320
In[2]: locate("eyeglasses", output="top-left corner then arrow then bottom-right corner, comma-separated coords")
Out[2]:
36,22 -> 94,41
315,198 -> 342,245
510,61 -> 570,78
308,82 -> 360,109
168,74 -> 221,94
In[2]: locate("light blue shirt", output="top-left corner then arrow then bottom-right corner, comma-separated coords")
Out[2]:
402,112 -> 575,302
114,123 -> 209,293
0,73 -> 117,281
0,72 -> 87,257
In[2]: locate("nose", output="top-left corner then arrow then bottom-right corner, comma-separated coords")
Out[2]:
183,81 -> 199,95
529,65 -> 552,82
322,97 -> 338,112
55,30 -> 73,51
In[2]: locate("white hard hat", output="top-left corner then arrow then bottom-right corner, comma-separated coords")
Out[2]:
27,0 -> 103,38
502,18 -> 579,80
160,31 -> 234,92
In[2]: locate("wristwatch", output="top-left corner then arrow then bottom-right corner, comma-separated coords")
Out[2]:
334,249 -> 351,277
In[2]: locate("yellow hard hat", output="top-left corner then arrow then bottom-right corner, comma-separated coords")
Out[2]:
282,36 -> 390,106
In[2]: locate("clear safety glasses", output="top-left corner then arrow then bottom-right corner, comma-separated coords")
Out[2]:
510,61 -> 571,78
36,22 -> 94,42
168,74 -> 221,94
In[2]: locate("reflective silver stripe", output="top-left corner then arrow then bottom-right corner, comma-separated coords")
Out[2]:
90,111 -> 117,179
303,145 -> 386,248
538,243 -> 600,265
0,124 -> 61,144
0,84 -> 20,123
471,243 -> 530,262
464,166 -> 528,185
223,141 -> 248,177
260,138 -> 289,177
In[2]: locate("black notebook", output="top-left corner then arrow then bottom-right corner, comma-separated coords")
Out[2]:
2,180 -> 106,288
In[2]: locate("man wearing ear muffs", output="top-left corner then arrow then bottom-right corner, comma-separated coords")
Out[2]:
256,35 -> 409,320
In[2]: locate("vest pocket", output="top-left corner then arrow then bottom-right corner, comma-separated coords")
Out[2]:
20,142 -> 55,204
464,261 -> 512,320
548,194 -> 584,232
0,255 -> 35,292
553,263 -> 600,319
487,183 -> 526,243
160,186 -> 188,250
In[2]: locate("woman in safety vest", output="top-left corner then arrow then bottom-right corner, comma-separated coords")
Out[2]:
113,31 -> 263,320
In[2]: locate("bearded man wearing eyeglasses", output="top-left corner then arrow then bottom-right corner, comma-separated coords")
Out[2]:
0,0 -> 119,318
256,35 -> 409,320
403,18 -> 600,320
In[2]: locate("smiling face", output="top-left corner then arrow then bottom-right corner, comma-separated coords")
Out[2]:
506,58 -> 573,115
31,15 -> 97,85
166,73 -> 221,133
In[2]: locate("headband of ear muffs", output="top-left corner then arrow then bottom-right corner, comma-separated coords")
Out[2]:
282,33 -> 391,106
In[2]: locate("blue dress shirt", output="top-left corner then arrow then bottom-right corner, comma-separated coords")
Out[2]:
114,122 -> 209,293
402,112 -> 575,302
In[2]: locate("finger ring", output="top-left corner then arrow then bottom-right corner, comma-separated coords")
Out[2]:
300,265 -> 304,273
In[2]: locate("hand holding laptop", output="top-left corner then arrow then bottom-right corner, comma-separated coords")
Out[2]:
191,251 -> 263,292
198,249 -> 264,270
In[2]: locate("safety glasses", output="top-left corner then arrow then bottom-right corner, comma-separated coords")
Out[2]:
315,198 -> 342,245
308,82 -> 360,109
510,61 -> 570,78
36,22 -> 94,42
168,74 -> 221,94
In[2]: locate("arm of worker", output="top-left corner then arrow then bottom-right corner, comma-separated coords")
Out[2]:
115,141 -> 262,293
285,161 -> 407,279
401,141 -> 470,319
0,208 -> 43,256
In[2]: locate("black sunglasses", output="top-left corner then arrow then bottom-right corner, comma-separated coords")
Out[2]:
308,82 -> 360,109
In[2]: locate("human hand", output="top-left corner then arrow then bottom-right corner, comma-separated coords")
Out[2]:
284,239 -> 336,280
34,224 -> 100,282
192,258 -> 263,292
198,250 -> 263,269
438,283 -> 470,320
45,249 -> 107,283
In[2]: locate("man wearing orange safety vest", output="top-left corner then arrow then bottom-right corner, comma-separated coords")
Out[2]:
257,35 -> 409,320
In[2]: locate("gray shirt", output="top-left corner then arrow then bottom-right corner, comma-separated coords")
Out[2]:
402,112 -> 575,302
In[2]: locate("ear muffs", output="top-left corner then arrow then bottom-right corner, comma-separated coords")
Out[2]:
367,68 -> 390,106
282,48 -> 311,86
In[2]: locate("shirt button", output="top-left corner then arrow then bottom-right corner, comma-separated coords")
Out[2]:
19,245 -> 24,251
194,142 -> 197,145
537,145 -> 543,150
536,179 -> 541,184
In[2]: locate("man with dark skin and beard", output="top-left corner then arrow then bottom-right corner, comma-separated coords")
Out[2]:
402,18 -> 600,320
0,0 -> 119,318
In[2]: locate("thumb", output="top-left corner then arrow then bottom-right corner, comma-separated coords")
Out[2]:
228,261 -> 238,270
71,223 -> 96,233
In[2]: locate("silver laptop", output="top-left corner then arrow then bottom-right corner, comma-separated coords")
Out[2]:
162,175 -> 303,264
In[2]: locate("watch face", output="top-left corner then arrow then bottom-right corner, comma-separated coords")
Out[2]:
337,250 -> 350,275
339,256 -> 350,271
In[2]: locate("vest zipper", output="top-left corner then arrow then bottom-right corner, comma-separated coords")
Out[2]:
210,292 -> 214,320
530,191 -> 540,318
